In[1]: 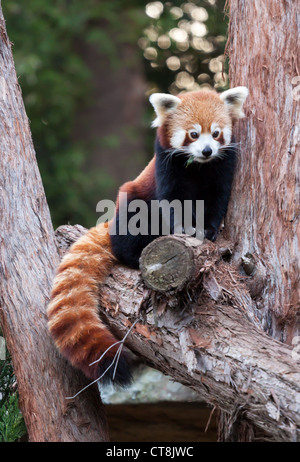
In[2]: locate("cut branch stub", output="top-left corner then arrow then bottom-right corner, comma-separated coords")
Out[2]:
139,234 -> 225,292
139,235 -> 194,291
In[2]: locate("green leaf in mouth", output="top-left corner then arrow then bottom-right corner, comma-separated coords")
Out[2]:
185,157 -> 194,167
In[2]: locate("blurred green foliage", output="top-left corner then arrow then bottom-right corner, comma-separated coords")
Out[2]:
0,393 -> 26,442
3,0 -> 148,228
141,0 -> 228,94
0,350 -> 26,442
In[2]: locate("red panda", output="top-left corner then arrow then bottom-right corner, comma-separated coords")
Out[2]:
47,87 -> 248,386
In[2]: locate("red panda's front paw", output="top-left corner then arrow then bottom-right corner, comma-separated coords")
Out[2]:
204,226 -> 218,242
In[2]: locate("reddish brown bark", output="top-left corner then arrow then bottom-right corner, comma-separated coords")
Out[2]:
220,0 -> 300,440
225,0 -> 299,339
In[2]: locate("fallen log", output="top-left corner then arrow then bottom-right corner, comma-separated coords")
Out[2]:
56,224 -> 300,442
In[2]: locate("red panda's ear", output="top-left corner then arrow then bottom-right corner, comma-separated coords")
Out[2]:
220,86 -> 249,121
149,93 -> 181,127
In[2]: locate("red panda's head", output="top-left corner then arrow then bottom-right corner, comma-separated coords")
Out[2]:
149,87 -> 248,163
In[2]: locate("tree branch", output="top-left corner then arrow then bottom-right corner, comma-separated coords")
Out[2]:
56,225 -> 300,442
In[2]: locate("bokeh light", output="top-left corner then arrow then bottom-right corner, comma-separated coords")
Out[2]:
145,2 -> 164,19
142,0 -> 228,94
166,56 -> 181,71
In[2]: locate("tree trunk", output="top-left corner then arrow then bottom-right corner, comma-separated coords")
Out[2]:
219,0 -> 300,440
56,225 -> 300,442
0,6 -> 108,442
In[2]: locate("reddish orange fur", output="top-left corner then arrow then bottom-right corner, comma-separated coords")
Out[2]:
47,161 -> 156,381
170,91 -> 231,137
47,223 -> 118,380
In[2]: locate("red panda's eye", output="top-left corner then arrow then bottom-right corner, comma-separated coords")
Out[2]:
189,131 -> 199,140
212,130 -> 220,139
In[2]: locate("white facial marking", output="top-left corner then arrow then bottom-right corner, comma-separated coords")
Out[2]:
188,133 -> 219,162
170,122 -> 233,163
193,123 -> 202,134
223,126 -> 232,145
171,128 -> 186,148
211,122 -> 220,136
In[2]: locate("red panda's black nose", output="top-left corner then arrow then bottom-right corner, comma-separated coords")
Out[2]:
202,146 -> 212,157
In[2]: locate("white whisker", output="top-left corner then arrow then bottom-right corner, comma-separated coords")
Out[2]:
65,318 -> 140,399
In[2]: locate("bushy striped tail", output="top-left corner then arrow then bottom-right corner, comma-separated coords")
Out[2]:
47,223 -> 132,386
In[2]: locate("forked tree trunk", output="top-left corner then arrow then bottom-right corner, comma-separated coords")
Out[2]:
220,0 -> 300,440
0,5 -> 108,442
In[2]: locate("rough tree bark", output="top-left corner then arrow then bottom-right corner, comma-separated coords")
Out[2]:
0,5 -> 108,442
56,225 -> 300,442
220,0 -> 300,440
